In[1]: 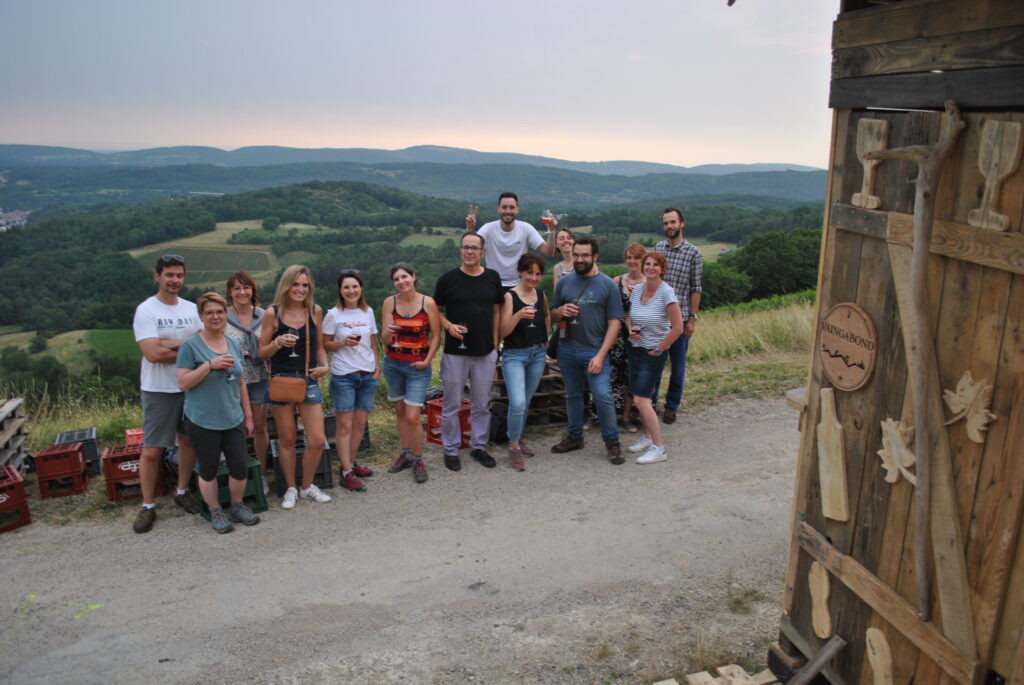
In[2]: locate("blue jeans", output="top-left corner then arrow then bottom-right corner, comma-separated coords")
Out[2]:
653,334 -> 690,410
329,372 -> 379,412
501,344 -> 547,442
558,344 -> 619,442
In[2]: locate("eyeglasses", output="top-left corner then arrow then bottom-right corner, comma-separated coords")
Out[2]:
159,254 -> 185,266
461,245 -> 482,252
202,310 -> 225,318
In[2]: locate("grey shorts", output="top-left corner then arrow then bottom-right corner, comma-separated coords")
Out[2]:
141,390 -> 186,448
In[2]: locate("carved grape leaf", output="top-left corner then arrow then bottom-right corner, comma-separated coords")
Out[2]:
878,418 -> 917,486
943,370 -> 997,443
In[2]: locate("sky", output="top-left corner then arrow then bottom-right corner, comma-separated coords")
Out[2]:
0,1 -> 838,168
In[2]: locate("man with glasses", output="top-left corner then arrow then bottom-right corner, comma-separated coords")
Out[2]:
549,236 -> 625,463
433,233 -> 505,470
131,254 -> 203,533
465,191 -> 557,287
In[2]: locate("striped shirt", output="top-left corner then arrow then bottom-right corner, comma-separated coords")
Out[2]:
654,239 -> 702,319
628,281 -> 678,350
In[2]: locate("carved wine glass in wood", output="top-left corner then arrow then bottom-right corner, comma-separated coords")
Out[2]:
967,119 -> 1022,231
852,118 -> 890,209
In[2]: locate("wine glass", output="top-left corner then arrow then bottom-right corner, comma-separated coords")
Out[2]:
524,305 -> 538,328
456,323 -> 469,350
389,324 -> 402,351
540,209 -> 554,227
287,328 -> 300,358
569,299 -> 580,325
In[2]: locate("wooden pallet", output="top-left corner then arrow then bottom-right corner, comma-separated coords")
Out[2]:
0,398 -> 30,471
656,664 -> 779,685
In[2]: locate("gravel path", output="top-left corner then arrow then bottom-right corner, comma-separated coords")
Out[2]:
0,398 -> 799,684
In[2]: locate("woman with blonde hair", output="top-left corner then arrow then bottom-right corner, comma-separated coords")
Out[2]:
259,265 -> 331,509
177,292 -> 257,533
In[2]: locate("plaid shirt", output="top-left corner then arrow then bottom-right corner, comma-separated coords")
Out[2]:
654,239 -> 702,319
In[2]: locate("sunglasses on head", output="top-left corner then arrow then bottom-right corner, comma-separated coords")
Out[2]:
159,254 -> 185,266
338,269 -> 361,277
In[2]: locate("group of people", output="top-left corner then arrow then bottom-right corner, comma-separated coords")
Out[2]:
130,192 -> 702,534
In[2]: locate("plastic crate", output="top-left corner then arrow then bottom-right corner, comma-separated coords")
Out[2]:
38,466 -> 89,499
424,397 -> 471,448
0,465 -> 31,533
55,428 -> 101,476
270,436 -> 333,497
34,443 -> 85,479
191,458 -> 268,522
322,411 -> 371,451
102,444 -> 165,501
125,428 -> 144,446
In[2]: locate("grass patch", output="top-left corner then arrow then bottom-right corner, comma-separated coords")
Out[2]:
131,246 -> 273,287
399,234 -> 457,247
726,586 -> 768,613
85,329 -> 139,360
689,301 -> 814,363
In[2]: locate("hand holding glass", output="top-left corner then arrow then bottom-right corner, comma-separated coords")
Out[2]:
286,328 -> 300,358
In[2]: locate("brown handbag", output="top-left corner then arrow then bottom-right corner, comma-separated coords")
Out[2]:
268,311 -> 310,403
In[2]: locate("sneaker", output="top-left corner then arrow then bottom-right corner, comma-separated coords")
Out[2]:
281,487 -> 298,510
174,490 -> 201,514
637,445 -> 668,464
662,408 -> 677,425
518,441 -> 535,458
412,459 -> 428,484
509,446 -> 525,472
606,439 -> 624,465
388,453 -> 413,473
340,471 -> 367,492
229,502 -> 261,526
210,508 -> 234,534
625,422 -> 639,434
351,462 -> 374,477
551,434 -> 584,453
444,453 -> 462,471
132,506 -> 156,534
627,436 -> 653,453
470,449 -> 497,468
300,483 -> 332,503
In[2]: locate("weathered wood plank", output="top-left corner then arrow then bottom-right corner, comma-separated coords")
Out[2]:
833,0 -> 1024,49
797,521 -> 981,684
830,66 -> 1024,110
778,615 -> 849,685
886,212 -> 1024,274
991,521 -> 1024,674
830,203 -> 888,240
833,25 -> 1024,79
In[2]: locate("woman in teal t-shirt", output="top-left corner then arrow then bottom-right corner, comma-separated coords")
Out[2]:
177,292 -> 257,533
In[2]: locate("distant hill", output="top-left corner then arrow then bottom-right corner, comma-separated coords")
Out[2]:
2,160 -> 827,217
0,143 -> 821,176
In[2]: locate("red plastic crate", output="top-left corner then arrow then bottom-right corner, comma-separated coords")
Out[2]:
125,428 -> 144,446
0,465 -> 31,533
102,444 -> 164,501
34,442 -> 85,479
423,397 -> 471,448
38,466 -> 89,499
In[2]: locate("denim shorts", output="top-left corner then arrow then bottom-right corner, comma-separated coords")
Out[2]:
268,374 -> 323,406
628,345 -> 668,399
330,372 -> 379,412
382,356 -> 431,407
246,379 -> 270,405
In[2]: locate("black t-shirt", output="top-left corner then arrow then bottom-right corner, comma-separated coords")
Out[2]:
433,267 -> 504,356
503,289 -> 548,349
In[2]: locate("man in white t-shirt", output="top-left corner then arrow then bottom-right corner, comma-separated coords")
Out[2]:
465,191 -> 558,287
130,254 -> 203,534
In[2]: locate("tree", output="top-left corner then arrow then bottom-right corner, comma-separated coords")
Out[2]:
720,229 -> 821,300
263,216 -> 281,231
29,334 -> 48,353
702,262 -> 752,308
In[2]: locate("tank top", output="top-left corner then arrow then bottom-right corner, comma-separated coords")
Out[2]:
503,289 -> 548,349
269,306 -> 319,375
387,295 -> 430,362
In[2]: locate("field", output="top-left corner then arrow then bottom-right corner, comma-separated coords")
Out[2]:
85,329 -> 139,360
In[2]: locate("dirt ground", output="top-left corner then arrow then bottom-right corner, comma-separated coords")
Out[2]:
0,398 -> 799,684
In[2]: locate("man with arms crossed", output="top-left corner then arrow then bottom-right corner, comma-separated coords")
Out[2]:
654,207 -> 702,424
549,235 -> 625,463
433,233 -> 505,470
131,254 -> 202,533
466,191 -> 558,287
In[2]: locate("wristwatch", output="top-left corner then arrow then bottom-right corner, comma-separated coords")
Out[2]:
688,313 -> 699,321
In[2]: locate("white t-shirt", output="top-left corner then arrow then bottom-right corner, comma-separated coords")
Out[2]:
478,220 -> 547,286
322,306 -> 379,375
133,296 -> 202,393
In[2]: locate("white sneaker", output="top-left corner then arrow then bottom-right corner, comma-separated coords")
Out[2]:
281,487 -> 298,509
636,445 -> 668,464
300,483 -> 331,503
627,437 -> 653,453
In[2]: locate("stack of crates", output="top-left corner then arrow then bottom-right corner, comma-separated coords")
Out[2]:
0,464 -> 31,533
102,444 -> 163,501
34,442 -> 89,498
124,428 -> 144,446
424,397 -> 471,448
191,458 -> 267,522
270,435 -> 333,497
54,428 -> 101,476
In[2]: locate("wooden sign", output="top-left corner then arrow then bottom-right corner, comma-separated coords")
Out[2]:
818,302 -> 878,392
